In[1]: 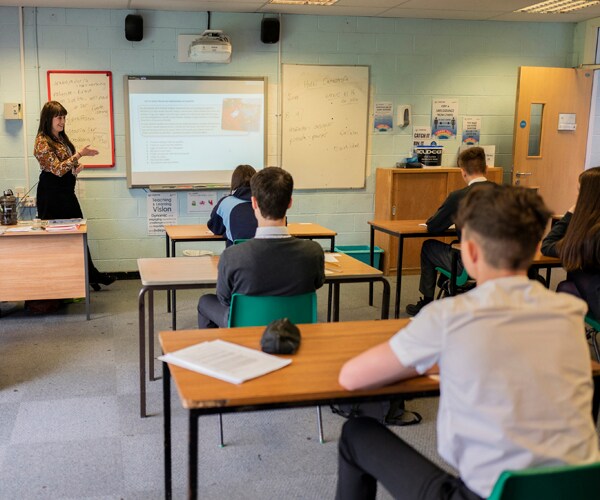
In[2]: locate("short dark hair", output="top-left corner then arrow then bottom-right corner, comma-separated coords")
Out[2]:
250,167 -> 293,220
456,184 -> 551,270
458,147 -> 487,176
230,164 -> 256,191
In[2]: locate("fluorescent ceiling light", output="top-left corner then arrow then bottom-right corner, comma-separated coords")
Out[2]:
268,0 -> 339,5
516,0 -> 599,13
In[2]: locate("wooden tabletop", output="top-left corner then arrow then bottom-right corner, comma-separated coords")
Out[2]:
286,222 -> 337,238
368,219 -> 456,237
138,253 -> 380,287
0,224 -> 87,237
531,250 -> 561,266
137,256 -> 219,286
164,222 -> 336,241
159,319 -> 440,410
325,252 -> 383,279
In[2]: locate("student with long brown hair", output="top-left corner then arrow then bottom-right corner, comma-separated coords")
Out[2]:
541,166 -> 600,318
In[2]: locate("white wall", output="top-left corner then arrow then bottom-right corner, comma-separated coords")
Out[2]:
0,7 -> 576,271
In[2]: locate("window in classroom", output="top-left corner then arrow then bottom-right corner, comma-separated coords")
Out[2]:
527,103 -> 544,157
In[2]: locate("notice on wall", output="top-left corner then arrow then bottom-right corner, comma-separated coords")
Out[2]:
462,116 -> 481,145
187,192 -> 217,214
413,126 -> 432,148
147,192 -> 177,236
432,99 -> 458,140
374,102 -> 393,132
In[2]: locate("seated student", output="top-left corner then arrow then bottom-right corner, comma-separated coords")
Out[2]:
406,146 -> 492,316
336,185 -> 599,500
207,164 -> 258,247
541,166 -> 600,319
197,167 -> 325,328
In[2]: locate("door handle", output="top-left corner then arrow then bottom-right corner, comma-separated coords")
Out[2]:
515,172 -> 532,176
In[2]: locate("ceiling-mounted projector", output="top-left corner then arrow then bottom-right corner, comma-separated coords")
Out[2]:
188,30 -> 232,63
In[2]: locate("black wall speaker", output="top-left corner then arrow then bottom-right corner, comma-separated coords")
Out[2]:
125,14 -> 143,42
261,18 -> 280,44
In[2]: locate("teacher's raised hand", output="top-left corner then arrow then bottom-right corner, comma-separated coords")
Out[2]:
79,144 -> 99,157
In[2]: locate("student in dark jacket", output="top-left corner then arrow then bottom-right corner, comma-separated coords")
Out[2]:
198,167 -> 325,328
207,164 -> 258,246
541,166 -> 600,319
406,147 -> 493,316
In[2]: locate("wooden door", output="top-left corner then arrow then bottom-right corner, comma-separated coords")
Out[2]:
512,67 -> 593,213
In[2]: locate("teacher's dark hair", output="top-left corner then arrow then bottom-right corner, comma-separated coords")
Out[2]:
36,100 -> 76,153
250,167 -> 293,220
558,166 -> 600,271
456,184 -> 551,270
231,164 -> 256,192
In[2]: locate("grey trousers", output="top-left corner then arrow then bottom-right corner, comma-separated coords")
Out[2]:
197,294 -> 229,328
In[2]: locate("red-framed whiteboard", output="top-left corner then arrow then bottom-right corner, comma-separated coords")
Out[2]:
47,70 -> 115,168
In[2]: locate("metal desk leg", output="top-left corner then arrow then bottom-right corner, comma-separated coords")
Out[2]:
333,283 -> 341,322
83,233 -> 90,320
138,287 -> 147,418
329,237 -> 335,253
395,236 -> 404,319
172,288 -> 177,331
170,239 -> 177,315
163,361 -> 172,500
166,234 -> 171,313
380,278 -> 390,320
149,291 -> 157,382
189,410 -> 199,500
327,284 -> 333,322
546,268 -> 552,288
368,226 -> 375,306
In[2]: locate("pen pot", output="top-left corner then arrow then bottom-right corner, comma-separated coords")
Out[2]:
0,190 -> 18,225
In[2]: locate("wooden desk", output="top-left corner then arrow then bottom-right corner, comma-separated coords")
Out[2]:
160,320 -> 600,499
164,223 -> 338,311
137,256 -> 219,417
368,220 -> 457,318
0,225 -> 90,319
374,167 -> 503,274
137,253 -> 388,417
164,222 -> 337,258
159,319 -> 440,499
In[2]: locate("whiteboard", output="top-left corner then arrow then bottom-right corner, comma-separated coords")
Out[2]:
47,71 -> 115,168
281,64 -> 369,189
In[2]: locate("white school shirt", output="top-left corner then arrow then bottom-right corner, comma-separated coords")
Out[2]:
255,226 -> 291,239
389,276 -> 600,497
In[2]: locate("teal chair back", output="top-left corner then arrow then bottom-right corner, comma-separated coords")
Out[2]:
435,266 -> 470,287
233,238 -> 249,245
228,292 -> 317,327
488,462 -> 600,500
585,315 -> 600,361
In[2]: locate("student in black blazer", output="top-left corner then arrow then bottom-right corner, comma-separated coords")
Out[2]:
406,147 -> 493,316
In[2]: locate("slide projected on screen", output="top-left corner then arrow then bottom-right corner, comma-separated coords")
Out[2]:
125,76 -> 266,189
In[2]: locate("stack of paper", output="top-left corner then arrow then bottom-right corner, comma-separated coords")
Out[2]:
159,339 -> 292,384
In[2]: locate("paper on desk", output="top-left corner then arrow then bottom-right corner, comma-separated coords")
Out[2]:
159,339 -> 291,384
5,226 -> 33,232
418,223 -> 456,229
325,253 -> 340,263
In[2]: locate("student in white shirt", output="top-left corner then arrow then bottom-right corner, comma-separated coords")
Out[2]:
336,184 -> 599,500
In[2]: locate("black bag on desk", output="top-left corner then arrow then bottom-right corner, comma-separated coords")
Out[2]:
331,398 -> 422,426
260,318 -> 301,355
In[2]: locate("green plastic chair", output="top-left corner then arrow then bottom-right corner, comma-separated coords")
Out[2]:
228,292 -> 317,327
218,292 -> 322,447
585,315 -> 600,361
488,462 -> 600,500
232,238 -> 249,245
435,243 -> 473,298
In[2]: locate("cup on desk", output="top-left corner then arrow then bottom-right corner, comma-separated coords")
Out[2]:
32,218 -> 43,230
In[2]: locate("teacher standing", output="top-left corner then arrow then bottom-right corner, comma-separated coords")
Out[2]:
34,100 -> 115,291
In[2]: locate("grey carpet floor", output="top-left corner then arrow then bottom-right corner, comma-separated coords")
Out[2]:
0,268 -> 584,499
